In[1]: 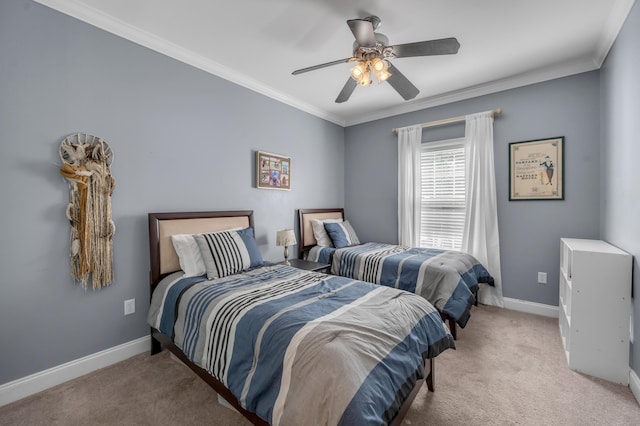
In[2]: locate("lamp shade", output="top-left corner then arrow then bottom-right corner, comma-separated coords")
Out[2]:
276,229 -> 297,247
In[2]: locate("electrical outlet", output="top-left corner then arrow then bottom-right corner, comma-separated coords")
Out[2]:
537,272 -> 547,284
124,298 -> 135,315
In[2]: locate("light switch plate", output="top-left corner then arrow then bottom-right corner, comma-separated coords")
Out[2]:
537,272 -> 547,284
124,299 -> 135,315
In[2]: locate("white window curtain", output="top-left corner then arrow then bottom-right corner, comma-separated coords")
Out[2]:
462,111 -> 504,307
397,125 -> 423,246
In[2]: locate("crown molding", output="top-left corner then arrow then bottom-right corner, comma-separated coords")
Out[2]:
33,0 -> 347,127
344,58 -> 600,126
34,0 -> 632,129
594,0 -> 637,66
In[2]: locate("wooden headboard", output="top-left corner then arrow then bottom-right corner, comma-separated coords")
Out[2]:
148,210 -> 254,287
298,208 -> 344,257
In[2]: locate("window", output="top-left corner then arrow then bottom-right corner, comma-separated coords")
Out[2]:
420,138 -> 466,250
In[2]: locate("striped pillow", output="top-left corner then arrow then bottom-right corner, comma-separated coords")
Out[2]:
194,227 -> 263,279
324,221 -> 360,249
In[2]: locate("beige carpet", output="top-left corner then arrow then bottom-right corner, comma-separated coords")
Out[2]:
1,305 -> 639,425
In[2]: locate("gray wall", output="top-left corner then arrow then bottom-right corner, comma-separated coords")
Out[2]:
2,0 -> 638,388
345,72 -> 601,307
0,0 -> 344,385
600,1 -> 640,378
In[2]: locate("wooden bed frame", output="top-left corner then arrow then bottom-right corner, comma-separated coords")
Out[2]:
148,210 -> 433,426
148,210 -> 267,425
297,207 -> 478,340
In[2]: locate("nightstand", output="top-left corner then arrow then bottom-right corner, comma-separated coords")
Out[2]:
283,258 -> 331,274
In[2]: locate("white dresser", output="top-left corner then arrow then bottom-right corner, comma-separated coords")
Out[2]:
559,238 -> 632,384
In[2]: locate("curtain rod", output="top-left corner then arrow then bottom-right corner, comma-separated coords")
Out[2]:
392,108 -> 503,134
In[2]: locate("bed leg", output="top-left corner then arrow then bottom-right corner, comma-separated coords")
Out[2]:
150,329 -> 162,355
426,358 -> 435,392
448,318 -> 457,340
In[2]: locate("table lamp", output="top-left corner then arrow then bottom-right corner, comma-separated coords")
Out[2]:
276,229 -> 297,264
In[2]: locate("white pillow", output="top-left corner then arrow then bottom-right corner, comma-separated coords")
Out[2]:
311,218 -> 343,247
171,234 -> 206,277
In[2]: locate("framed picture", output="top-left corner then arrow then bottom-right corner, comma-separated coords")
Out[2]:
509,137 -> 564,201
256,151 -> 291,190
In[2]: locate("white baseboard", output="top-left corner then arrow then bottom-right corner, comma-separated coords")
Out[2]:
502,297 -> 559,318
2,308 -> 637,409
0,335 -> 149,407
630,369 -> 640,406
0,299 -> 558,408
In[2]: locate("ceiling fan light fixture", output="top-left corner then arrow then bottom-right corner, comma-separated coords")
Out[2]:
374,69 -> 392,83
371,58 -> 391,83
292,16 -> 460,102
350,61 -> 372,86
359,69 -> 372,86
350,61 -> 367,80
370,57 -> 387,72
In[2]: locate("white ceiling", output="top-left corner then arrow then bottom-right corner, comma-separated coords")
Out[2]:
35,0 -> 635,126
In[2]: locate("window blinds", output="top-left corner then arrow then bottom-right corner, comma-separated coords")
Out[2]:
420,141 -> 466,250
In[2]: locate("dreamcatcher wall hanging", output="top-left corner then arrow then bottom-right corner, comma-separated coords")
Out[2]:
59,133 -> 115,289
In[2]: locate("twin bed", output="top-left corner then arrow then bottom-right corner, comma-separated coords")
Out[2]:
298,208 -> 494,339
147,210 -> 456,426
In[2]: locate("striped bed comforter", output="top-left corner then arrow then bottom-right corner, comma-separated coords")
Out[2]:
308,242 -> 494,327
148,264 -> 454,426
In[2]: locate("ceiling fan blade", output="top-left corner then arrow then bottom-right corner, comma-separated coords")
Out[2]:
347,19 -> 377,47
391,37 -> 460,58
292,58 -> 353,75
335,78 -> 358,103
386,63 -> 419,101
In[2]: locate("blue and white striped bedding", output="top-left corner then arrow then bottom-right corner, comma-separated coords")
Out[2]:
148,264 -> 455,425
308,242 -> 493,327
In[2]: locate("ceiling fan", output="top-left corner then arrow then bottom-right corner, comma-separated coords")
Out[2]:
292,16 -> 460,103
